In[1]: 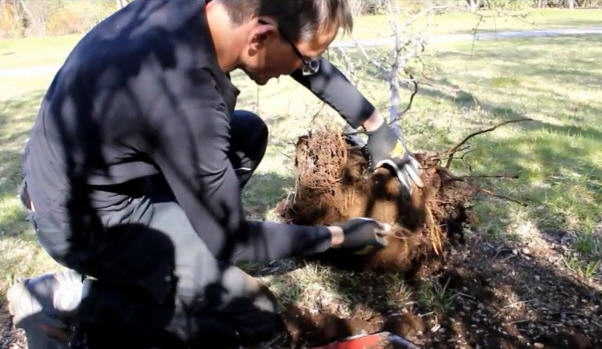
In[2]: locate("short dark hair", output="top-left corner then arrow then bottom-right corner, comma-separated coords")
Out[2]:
217,0 -> 353,42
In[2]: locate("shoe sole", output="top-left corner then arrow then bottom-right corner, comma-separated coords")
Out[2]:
7,280 -> 39,325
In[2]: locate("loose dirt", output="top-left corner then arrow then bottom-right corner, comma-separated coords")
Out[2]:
0,303 -> 25,349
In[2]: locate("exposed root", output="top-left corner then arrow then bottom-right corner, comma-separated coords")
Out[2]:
279,128 -> 477,271
444,118 -> 533,168
478,188 -> 528,207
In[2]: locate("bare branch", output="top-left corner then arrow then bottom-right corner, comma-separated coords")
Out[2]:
444,118 -> 534,168
351,36 -> 387,77
462,174 -> 519,179
395,77 -> 418,118
471,14 -> 484,55
478,188 -> 527,207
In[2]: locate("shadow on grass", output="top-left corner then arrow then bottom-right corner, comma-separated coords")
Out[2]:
242,172 -> 295,219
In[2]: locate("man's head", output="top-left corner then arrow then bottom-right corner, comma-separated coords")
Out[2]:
211,0 -> 353,85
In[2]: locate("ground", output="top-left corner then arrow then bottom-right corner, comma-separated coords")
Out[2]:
258,228 -> 602,348
1,8 -> 601,349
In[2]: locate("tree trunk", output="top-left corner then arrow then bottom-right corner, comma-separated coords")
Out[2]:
17,0 -> 38,34
17,0 -> 34,23
467,0 -> 477,12
568,0 -> 575,9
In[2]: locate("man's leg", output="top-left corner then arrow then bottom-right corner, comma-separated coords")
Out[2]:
145,199 -> 283,346
229,110 -> 268,188
54,195 -> 283,347
9,195 -> 282,347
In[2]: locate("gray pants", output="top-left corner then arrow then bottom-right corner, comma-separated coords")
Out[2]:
25,111 -> 282,347
77,199 -> 281,347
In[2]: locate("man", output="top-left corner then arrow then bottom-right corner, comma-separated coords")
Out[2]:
8,0 -> 420,347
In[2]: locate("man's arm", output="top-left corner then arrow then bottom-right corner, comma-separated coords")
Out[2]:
291,57 -> 384,131
147,68 -> 335,262
292,58 -> 422,192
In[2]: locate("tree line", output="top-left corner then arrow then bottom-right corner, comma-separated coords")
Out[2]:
0,0 -> 130,38
1,0 -> 600,39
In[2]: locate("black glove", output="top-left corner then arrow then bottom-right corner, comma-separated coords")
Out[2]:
366,121 -> 399,168
365,122 -> 423,192
338,218 -> 388,253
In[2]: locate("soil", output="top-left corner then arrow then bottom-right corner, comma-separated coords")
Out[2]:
0,303 -> 25,349
280,129 -> 475,273
277,129 -> 602,348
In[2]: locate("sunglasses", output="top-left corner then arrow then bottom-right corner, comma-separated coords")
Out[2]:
259,19 -> 321,76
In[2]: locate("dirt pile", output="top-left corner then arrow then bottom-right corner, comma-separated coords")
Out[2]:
279,128 -> 477,272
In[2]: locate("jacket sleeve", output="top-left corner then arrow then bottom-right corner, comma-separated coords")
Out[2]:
291,57 -> 375,128
147,68 -> 331,262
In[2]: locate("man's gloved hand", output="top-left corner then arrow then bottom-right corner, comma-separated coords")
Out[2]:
365,122 -> 423,193
337,218 -> 388,254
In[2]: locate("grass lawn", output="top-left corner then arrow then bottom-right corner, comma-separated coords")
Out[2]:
0,34 -> 81,70
0,9 -> 601,343
350,8 -> 602,40
346,9 -> 602,39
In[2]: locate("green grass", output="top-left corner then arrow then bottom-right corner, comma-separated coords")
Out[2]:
0,90 -> 61,299
418,277 -> 455,315
415,36 -> 602,242
562,255 -> 601,281
574,234 -> 601,257
260,263 -> 412,315
2,9 -> 600,73
348,8 -> 602,40
0,34 -> 81,70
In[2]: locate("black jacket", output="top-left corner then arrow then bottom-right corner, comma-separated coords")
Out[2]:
23,0 -> 375,261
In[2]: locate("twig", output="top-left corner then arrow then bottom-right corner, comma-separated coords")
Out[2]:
491,247 -> 513,261
279,151 -> 292,159
444,118 -> 533,168
455,292 -> 476,300
309,102 -> 327,123
503,299 -> 536,309
351,36 -> 387,76
479,188 -> 527,207
471,14 -> 484,55
436,166 -> 464,182
505,319 -> 531,325
396,77 -> 418,118
460,174 -> 519,180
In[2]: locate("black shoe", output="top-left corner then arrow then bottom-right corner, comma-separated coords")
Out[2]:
7,271 -> 85,348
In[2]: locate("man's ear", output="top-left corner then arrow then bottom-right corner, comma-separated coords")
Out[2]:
249,19 -> 278,51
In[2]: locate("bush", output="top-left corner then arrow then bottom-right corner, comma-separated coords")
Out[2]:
46,1 -> 115,36
45,7 -> 83,35
0,3 -> 23,38
0,0 -> 116,38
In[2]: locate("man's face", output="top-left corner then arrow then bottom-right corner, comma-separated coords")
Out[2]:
240,20 -> 338,85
